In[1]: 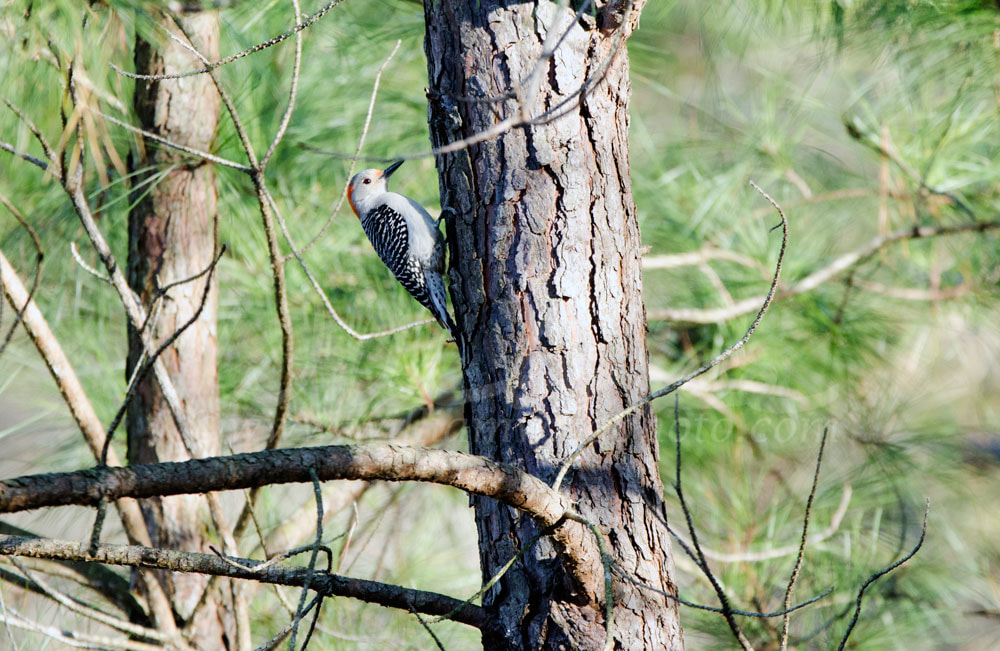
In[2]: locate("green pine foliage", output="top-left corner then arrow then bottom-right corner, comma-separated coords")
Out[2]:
1,0 -> 998,648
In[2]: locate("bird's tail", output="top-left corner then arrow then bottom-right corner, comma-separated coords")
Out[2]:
425,272 -> 462,355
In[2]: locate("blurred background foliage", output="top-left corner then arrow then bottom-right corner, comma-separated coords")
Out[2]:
1,0 -> 999,648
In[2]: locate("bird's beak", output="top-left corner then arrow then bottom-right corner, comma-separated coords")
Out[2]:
383,160 -> 404,178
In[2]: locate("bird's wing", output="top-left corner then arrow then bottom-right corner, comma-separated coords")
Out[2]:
361,202 -> 433,306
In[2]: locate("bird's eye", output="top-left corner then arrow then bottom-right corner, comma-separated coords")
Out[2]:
363,178 -> 371,185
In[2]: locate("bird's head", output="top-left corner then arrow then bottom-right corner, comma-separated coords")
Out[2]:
347,160 -> 403,217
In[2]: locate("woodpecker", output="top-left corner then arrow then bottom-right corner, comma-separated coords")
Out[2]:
347,160 -> 458,340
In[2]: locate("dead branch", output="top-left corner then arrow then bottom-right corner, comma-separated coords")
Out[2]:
0,535 -> 490,632
643,246 -> 767,273
836,499 -> 930,649
260,0 -> 303,169
669,484 -> 852,564
779,429 -> 828,650
649,220 -> 1000,324
298,39 -> 400,256
110,0 -> 346,82
0,443 -> 601,598
0,192 -> 44,358
0,248 -> 180,637
263,409 -> 462,555
670,397 -> 752,651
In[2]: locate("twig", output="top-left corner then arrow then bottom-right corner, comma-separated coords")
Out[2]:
98,110 -> 250,171
837,499 -> 930,650
0,249 -> 180,642
335,503 -> 359,574
0,135 -> 50,169
648,219 -> 1000,324
98,246 -> 225,466
287,469 -> 324,651
412,609 -> 447,651
303,1 -> 639,165
267,175 -> 434,341
0,580 -> 18,651
564,514 -> 616,651
0,534 -> 490,630
615,564 -> 832,618
552,180 -> 787,491
668,484 -> 852,564
671,396 -> 752,650
69,241 -> 110,283
426,526 -> 551,624
1,98 -> 59,170
254,595 -> 321,651
779,428 -> 828,650
164,19 -> 298,543
8,558 -> 168,643
0,602 -> 160,651
260,0 -> 303,169
110,0 -> 347,82
298,39 -> 401,256
643,246 -> 768,273
0,192 -> 44,358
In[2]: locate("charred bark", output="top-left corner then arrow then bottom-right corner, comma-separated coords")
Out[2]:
126,10 -> 228,647
423,1 -> 683,648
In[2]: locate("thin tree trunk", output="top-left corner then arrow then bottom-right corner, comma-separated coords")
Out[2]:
127,10 -> 228,646
424,1 -> 683,648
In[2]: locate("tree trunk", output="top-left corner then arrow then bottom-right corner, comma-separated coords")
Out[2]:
423,1 -> 683,649
127,10 -> 229,646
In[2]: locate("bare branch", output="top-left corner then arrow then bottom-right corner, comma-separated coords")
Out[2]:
670,397 -> 752,651
287,469 -> 324,651
837,499 -> 930,650
0,249 -> 180,640
110,0 -> 347,82
780,429 -> 828,650
69,241 -> 110,284
649,220 -> 1000,324
669,484 -> 852,564
614,563 -> 832,618
304,0 -> 639,165
0,140 -> 49,171
643,246 -> 767,273
0,534 -> 491,631
853,278 -> 971,301
99,246 -> 226,465
0,194 -> 44,358
158,22 -> 298,548
0,443 -> 604,599
299,39 -> 401,257
260,0 -> 304,170
412,608 -> 447,651
1,98 -> 59,169
8,559 -> 168,643
98,110 -> 250,171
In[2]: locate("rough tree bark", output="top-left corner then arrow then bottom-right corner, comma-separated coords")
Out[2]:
126,10 -> 229,646
424,1 -> 684,648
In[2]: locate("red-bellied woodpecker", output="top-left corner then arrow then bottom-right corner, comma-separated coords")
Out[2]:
347,160 -> 458,340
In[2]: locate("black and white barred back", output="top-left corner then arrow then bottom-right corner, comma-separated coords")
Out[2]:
361,203 -> 456,337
